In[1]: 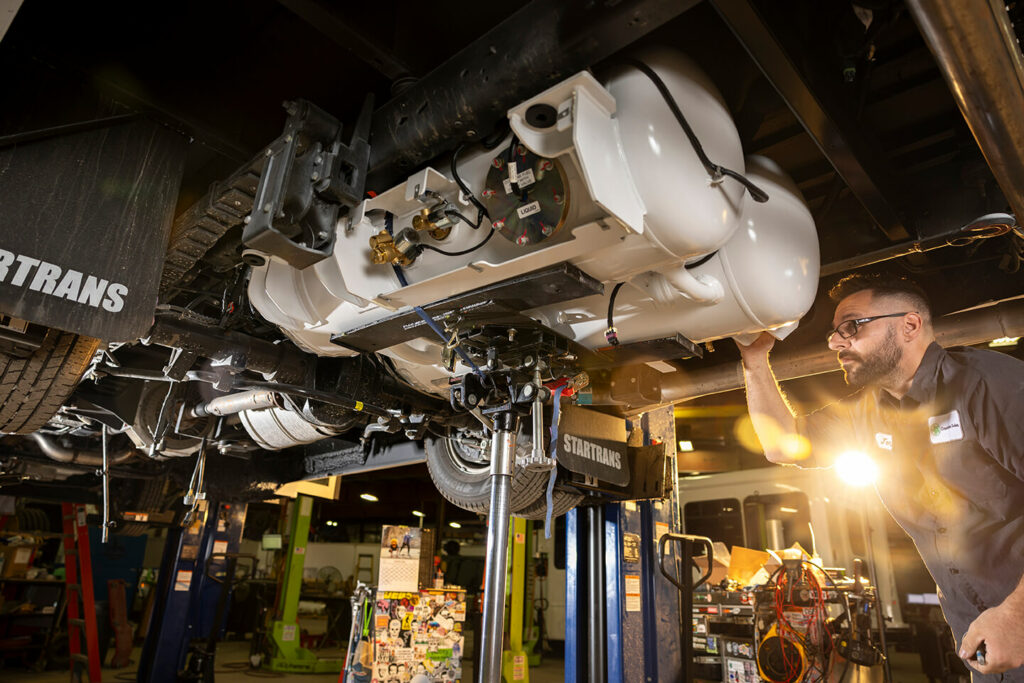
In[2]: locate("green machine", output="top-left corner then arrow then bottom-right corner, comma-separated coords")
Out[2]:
268,494 -> 345,673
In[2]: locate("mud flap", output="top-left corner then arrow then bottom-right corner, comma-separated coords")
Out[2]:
0,117 -> 186,341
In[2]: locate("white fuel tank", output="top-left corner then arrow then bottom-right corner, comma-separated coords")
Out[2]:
603,48 -> 746,260
528,156 -> 818,346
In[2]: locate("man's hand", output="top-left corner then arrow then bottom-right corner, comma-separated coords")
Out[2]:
734,331 -> 776,365
960,599 -> 1024,674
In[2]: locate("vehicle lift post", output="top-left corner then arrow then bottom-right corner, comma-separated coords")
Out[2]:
501,516 -> 529,682
138,501 -> 248,683
267,494 -> 344,673
479,410 -> 519,683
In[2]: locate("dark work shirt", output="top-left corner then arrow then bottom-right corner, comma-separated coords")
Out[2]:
796,343 -> 1024,681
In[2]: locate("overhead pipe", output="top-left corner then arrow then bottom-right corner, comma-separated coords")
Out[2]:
906,0 -> 1024,220
31,433 -> 135,467
820,213 -> 1017,277
643,298 -> 1024,406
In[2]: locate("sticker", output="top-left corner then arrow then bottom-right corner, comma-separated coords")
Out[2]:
624,501 -> 637,512
512,654 -> 527,680
623,533 -> 641,564
875,432 -> 893,450
212,540 -> 228,555
125,512 -> 149,522
13,547 -> 31,563
655,522 -> 670,555
929,410 -> 963,444
77,509 -> 86,527
174,570 -> 192,592
502,168 -> 536,194
625,574 -> 641,612
516,201 -> 541,219
217,520 -> 226,532
514,532 -> 525,544
281,624 -> 296,642
300,497 -> 313,516
295,546 -> 305,555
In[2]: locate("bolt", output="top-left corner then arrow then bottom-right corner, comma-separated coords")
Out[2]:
467,394 -> 478,406
524,355 -> 535,367
311,171 -> 320,181
234,200 -> 242,207
285,135 -> 293,143
315,154 -> 323,164
263,203 -> 272,213
243,215 -> 251,224
524,384 -> 535,398
265,149 -> 272,157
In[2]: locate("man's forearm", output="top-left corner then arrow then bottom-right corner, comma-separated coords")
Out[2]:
741,353 -> 799,463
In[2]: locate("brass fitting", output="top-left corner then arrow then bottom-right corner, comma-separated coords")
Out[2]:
412,208 -> 453,241
369,231 -> 414,267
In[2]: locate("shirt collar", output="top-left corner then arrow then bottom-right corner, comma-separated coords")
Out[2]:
903,342 -> 944,404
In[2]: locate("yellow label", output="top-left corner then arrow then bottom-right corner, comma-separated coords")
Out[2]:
354,401 -> 364,411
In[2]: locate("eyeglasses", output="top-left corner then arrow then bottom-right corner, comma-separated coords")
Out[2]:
827,312 -> 912,342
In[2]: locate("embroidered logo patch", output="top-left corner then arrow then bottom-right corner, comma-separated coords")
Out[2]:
928,410 -> 963,444
875,432 -> 893,450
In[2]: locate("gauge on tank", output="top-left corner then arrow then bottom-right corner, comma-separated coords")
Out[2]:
482,144 -> 569,246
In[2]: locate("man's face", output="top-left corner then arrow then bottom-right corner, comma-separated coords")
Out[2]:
828,290 -> 905,388
389,619 -> 401,638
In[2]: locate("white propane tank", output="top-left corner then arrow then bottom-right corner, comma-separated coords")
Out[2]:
603,47 -> 746,259
528,156 -> 818,346
670,155 -> 820,341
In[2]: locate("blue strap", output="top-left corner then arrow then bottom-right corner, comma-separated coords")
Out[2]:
384,213 -> 486,380
544,384 -> 566,538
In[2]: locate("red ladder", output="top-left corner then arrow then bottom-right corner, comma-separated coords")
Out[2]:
61,503 -> 102,682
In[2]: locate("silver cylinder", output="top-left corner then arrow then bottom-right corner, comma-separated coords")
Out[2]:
766,518 -> 785,550
479,424 -> 516,683
193,389 -> 280,417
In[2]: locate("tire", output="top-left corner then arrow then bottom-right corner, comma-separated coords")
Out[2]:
0,329 -> 100,434
115,477 -> 174,536
425,429 -> 584,520
425,430 -> 551,516
513,488 -> 584,521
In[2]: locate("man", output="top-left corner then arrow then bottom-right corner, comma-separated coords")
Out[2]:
736,272 -> 1024,679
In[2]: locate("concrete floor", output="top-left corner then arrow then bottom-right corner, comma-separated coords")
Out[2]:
0,639 -> 566,683
0,640 -> 932,682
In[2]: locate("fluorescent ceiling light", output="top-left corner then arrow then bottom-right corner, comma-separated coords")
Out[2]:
779,506 -> 798,513
678,440 -> 694,452
448,522 -> 462,529
359,493 -> 379,502
412,510 -> 425,518
989,336 -> 1020,348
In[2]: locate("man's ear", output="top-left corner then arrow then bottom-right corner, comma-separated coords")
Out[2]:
903,311 -> 925,340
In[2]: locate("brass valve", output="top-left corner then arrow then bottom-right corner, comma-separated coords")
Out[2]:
412,208 -> 453,241
369,231 -> 414,267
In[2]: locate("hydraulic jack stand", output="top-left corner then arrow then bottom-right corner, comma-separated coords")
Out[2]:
479,410 -> 519,683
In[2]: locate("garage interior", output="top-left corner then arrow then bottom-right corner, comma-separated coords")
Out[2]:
0,0 -> 1022,681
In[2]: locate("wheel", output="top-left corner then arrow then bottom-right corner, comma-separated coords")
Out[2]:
424,427 -> 580,520
114,477 -> 176,536
0,329 -> 100,434
512,488 -> 584,521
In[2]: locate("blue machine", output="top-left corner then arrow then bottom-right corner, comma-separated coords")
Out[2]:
564,407 -> 686,683
138,500 -> 248,683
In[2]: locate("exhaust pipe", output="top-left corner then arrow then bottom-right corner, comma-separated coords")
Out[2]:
31,433 -> 135,467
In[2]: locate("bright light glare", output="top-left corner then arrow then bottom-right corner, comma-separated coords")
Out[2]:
448,522 -> 462,529
412,510 -> 425,518
989,336 -> 1020,348
678,440 -> 694,452
359,493 -> 379,502
835,450 -> 878,487
779,506 -> 798,513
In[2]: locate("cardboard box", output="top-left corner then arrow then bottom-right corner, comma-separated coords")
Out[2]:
0,544 -> 37,578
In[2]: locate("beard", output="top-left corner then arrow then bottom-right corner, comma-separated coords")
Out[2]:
839,326 -> 903,387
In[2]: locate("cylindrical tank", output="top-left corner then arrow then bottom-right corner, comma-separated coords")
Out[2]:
529,156 -> 818,346
603,47 -> 746,260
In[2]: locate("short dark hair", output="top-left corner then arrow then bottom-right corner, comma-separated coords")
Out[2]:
829,272 -> 932,322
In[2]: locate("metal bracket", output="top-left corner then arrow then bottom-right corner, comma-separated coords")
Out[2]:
244,97 -> 373,269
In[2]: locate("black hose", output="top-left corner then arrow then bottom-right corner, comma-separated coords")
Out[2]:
420,228 -> 496,257
450,144 -> 489,228
625,59 -> 769,204
605,282 -> 625,347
